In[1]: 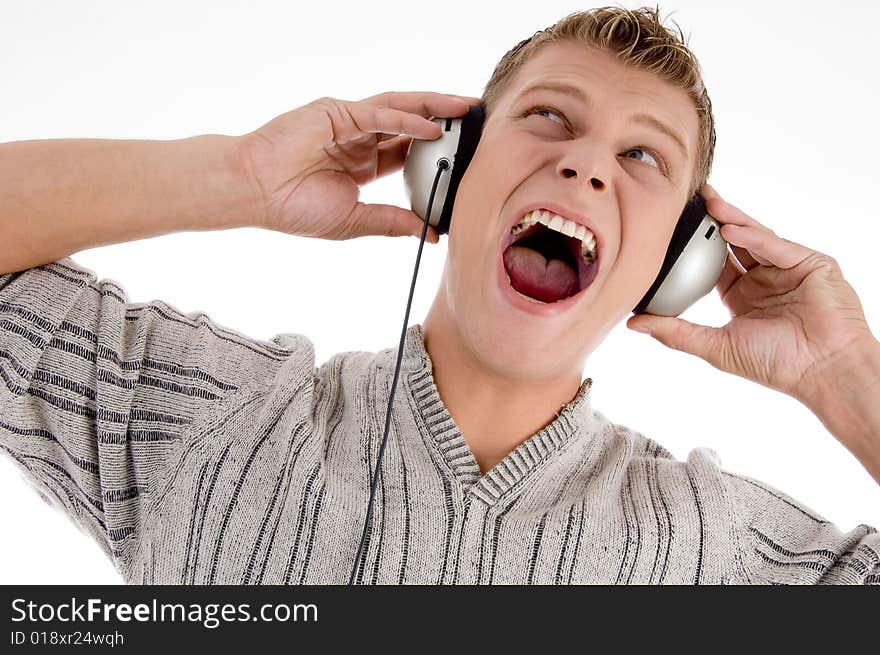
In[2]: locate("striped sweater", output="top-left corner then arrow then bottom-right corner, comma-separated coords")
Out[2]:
1,257 -> 878,584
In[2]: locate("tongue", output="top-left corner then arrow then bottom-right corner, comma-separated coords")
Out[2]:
503,244 -> 580,303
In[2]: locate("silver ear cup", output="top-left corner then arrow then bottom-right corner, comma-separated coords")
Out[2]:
403,118 -> 463,228
643,215 -> 728,316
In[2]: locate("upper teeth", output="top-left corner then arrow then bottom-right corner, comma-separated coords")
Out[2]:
511,209 -> 597,262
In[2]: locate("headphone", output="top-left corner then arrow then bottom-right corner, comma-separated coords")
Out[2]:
348,103 -> 728,584
402,103 -> 729,316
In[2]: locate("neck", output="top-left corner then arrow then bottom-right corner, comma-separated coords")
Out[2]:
421,301 -> 582,476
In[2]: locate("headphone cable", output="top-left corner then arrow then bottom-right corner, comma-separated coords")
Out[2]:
347,158 -> 450,585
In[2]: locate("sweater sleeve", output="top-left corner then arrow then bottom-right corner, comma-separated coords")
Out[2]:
722,470 -> 880,584
0,256 -> 305,577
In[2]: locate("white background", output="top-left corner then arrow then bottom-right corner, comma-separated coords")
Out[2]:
1,0 -> 878,583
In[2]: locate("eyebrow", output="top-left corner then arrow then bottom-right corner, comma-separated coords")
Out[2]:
517,81 -> 690,163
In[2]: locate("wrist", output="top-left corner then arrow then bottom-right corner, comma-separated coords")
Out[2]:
798,336 -> 880,480
235,132 -> 273,231
181,134 -> 267,231
139,134 -> 268,233
798,336 -> 880,410
229,133 -> 271,230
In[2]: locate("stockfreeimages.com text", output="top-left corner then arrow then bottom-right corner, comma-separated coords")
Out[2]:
11,597 -> 317,629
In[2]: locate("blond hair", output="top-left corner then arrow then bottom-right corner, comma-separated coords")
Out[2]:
481,5 -> 715,197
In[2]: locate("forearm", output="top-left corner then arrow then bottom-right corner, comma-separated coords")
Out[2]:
799,337 -> 880,486
0,134 -> 263,273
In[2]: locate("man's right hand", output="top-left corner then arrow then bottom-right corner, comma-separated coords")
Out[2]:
240,92 -> 478,243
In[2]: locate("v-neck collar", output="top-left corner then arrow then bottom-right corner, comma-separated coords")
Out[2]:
396,323 -> 595,506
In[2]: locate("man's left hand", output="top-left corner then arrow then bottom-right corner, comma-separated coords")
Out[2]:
626,183 -> 877,406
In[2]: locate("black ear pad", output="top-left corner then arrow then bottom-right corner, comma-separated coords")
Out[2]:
632,193 -> 708,314
434,103 -> 486,235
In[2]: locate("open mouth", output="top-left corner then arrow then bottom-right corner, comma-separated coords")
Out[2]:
501,210 -> 600,304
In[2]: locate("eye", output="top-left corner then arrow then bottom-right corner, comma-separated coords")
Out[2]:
622,147 -> 665,173
524,105 -> 567,127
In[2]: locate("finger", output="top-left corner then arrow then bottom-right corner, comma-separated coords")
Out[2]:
701,187 -> 770,234
722,223 -> 772,266
716,248 -> 745,299
626,314 -> 730,371
729,246 -> 761,272
699,182 -> 722,203
720,223 -> 814,270
376,134 -> 412,179
364,91 -> 477,118
704,195 -> 766,230
350,202 -> 440,243
330,103 -> 442,146
699,185 -> 762,270
715,250 -> 761,316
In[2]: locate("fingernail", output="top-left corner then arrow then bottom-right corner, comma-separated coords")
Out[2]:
631,324 -> 652,335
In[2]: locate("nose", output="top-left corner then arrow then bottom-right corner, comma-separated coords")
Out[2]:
557,149 -> 607,191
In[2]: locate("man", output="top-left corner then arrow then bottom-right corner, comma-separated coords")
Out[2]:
1,6 -> 878,584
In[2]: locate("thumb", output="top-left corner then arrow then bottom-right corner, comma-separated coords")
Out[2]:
351,202 -> 440,243
626,315 -> 729,366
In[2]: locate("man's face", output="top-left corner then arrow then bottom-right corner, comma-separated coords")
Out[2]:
438,40 -> 699,380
